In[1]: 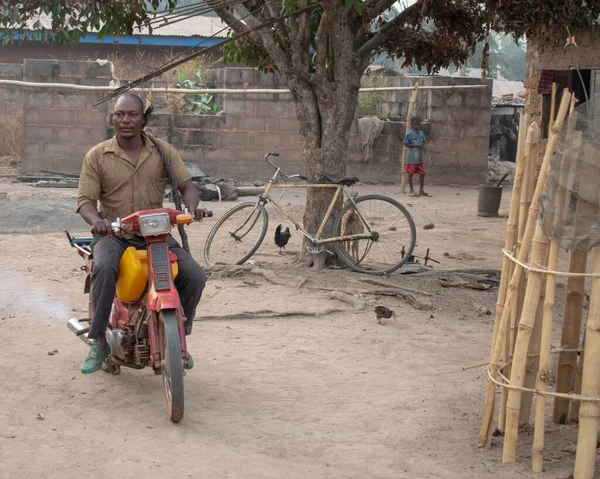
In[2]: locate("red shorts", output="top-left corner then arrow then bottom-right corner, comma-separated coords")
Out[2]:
404,163 -> 425,175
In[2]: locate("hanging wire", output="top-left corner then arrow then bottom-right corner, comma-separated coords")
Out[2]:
94,0 -> 274,105
144,0 -> 245,28
94,2 -> 322,106
150,1 -> 216,16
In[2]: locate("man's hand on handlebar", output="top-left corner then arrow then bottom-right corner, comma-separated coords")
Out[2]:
91,218 -> 113,237
193,207 -> 210,222
185,202 -> 209,222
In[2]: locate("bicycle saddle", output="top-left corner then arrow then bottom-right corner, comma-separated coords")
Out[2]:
318,172 -> 360,186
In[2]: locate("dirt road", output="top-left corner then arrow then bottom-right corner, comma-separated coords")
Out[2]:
0,182 -> 579,478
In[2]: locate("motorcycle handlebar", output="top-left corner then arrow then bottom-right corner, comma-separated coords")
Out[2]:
109,210 -> 213,233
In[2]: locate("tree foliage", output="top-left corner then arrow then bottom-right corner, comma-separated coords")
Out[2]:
0,1 -> 176,45
0,1 -> 597,72
467,34 -> 526,81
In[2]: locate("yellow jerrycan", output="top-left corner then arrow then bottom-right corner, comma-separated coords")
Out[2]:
115,247 -> 179,302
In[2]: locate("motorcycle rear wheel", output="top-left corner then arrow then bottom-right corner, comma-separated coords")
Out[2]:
159,309 -> 184,423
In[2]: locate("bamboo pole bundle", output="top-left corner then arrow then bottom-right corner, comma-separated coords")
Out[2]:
530,96 -> 581,449
502,224 -> 549,462
573,247 -> 600,479
557,141 -> 597,423
519,292 -> 545,427
400,83 -> 419,194
481,116 -> 531,442
495,113 -> 530,432
478,90 -> 573,448
502,91 -> 574,462
569,328 -> 586,423
531,237 -> 561,472
553,250 -> 588,424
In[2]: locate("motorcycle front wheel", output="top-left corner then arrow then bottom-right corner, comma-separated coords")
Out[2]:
158,309 -> 184,423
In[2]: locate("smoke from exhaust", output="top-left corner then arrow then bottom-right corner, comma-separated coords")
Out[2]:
0,270 -> 73,320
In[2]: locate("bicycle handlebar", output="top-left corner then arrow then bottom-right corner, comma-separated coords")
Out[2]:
264,152 -> 307,181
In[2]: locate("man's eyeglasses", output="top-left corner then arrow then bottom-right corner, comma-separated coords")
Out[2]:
113,111 -> 141,120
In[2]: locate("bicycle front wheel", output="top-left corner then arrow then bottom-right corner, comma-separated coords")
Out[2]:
333,194 -> 416,275
204,202 -> 268,266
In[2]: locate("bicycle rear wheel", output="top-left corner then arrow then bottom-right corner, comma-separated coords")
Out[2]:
333,194 -> 416,275
204,202 -> 268,266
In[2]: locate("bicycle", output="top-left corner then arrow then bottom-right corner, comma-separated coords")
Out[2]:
204,152 -> 417,275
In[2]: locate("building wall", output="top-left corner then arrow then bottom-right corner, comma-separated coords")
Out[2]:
525,29 -> 600,143
14,59 -> 110,173
0,63 -> 23,116
2,60 -> 492,184
151,68 -> 492,185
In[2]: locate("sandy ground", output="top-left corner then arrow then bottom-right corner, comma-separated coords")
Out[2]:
0,179 -> 586,478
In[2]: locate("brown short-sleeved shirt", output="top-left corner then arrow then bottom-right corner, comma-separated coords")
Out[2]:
77,134 -> 191,222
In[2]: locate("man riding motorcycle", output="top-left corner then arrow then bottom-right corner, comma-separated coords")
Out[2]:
76,93 -> 207,374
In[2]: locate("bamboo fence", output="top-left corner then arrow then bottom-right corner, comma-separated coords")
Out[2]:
478,89 -> 600,478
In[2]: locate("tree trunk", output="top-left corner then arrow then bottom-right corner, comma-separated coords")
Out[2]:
287,70 -> 361,269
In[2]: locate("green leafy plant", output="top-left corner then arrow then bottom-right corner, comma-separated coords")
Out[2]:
177,71 -> 221,115
359,74 -> 386,116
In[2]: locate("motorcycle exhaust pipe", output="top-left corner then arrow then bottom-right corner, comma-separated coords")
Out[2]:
67,318 -> 94,346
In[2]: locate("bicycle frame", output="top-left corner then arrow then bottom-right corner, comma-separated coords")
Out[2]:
253,161 -> 376,246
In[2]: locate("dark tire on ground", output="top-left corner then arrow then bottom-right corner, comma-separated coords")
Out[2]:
159,309 -> 184,423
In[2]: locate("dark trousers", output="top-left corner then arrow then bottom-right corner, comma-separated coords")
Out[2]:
88,235 -> 206,340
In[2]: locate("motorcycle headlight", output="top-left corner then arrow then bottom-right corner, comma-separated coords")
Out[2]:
139,213 -> 171,236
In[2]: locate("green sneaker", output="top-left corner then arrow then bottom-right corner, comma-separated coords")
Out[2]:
80,346 -> 111,374
185,353 -> 194,370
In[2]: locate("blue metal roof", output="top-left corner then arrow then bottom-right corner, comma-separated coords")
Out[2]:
12,31 -> 225,47
78,32 -> 224,47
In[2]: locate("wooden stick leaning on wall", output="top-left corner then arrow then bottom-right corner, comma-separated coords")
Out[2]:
573,246 -> 600,479
496,113 -> 530,432
519,291 -> 545,427
502,223 -> 549,462
521,96 -> 577,432
503,91 -> 574,462
549,82 -> 558,131
400,83 -> 419,194
531,95 -> 578,472
481,115 -> 530,443
478,90 -> 573,449
569,328 -> 587,422
553,106 -> 588,425
531,238 -> 561,472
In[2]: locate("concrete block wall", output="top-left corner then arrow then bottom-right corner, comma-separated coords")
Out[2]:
0,63 -> 24,116
155,68 -> 492,185
8,59 -> 492,184
349,76 -> 492,184
20,59 -> 111,173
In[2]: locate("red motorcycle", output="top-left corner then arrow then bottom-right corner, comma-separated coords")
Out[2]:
66,207 -> 210,423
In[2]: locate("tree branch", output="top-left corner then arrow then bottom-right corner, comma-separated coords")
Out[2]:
363,0 -> 413,23
287,7 -> 312,80
314,7 -> 332,79
233,2 -> 290,72
205,0 -> 248,34
355,0 -> 423,60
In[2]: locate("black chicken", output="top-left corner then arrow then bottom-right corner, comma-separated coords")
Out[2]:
274,224 -> 291,254
374,306 -> 395,325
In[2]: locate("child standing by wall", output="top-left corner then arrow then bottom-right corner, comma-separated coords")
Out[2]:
403,116 -> 430,197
